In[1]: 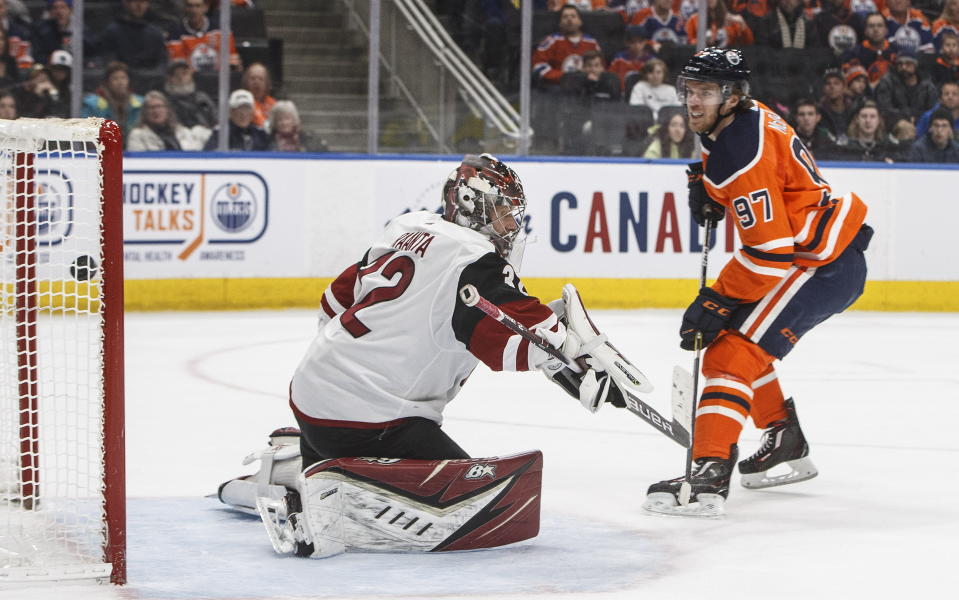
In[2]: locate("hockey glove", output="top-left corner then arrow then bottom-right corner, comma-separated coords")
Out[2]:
687,162 -> 725,227
679,287 -> 738,351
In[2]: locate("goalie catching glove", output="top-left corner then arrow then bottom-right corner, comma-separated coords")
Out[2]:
536,284 -> 653,413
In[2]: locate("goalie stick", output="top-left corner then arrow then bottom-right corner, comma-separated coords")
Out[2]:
459,284 -> 691,447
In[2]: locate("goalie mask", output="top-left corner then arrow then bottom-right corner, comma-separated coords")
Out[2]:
442,153 -> 526,260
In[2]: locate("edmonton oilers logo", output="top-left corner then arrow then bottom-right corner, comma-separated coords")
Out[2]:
211,182 -> 257,233
35,172 -> 73,245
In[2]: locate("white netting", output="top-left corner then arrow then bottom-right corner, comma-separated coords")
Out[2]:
0,118 -> 113,581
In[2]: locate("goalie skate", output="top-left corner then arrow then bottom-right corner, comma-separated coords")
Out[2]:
739,399 -> 818,490
642,447 -> 737,519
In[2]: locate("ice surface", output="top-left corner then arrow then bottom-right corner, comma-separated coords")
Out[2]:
6,308 -> 959,599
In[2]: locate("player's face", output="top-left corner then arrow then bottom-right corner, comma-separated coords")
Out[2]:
929,119 -> 954,146
489,203 -> 521,237
682,79 -> 723,133
795,105 -> 820,135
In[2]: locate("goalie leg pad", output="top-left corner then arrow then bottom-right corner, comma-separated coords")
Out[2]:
295,451 -> 543,556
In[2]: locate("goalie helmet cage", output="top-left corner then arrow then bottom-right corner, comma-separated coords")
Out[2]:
0,118 -> 125,584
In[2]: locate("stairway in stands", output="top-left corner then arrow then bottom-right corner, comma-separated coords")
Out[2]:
259,0 -> 376,152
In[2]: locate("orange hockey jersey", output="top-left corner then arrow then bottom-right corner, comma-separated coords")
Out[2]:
701,102 -> 867,302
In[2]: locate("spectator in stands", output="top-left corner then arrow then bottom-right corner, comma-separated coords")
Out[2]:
730,0 -> 771,33
32,0 -> 92,66
843,13 -> 900,86
891,117 -> 916,144
0,27 -> 20,89
755,0 -> 820,48
874,48 -> 937,126
167,0 -> 241,72
642,111 -> 695,158
559,49 -> 620,154
241,62 -> 276,127
814,0 -> 864,55
838,100 -> 902,160
908,108 -> 959,161
933,0 -> 959,51
268,100 -> 327,153
685,0 -> 755,48
97,0 -> 168,72
845,64 -> 872,101
819,69 -> 855,137
532,4 -> 602,87
609,29 -> 655,91
0,0 -> 32,71
915,81 -> 959,136
932,31 -> 959,84
11,65 -> 65,118
0,88 -> 15,119
127,90 -> 210,151
627,0 -> 687,46
203,89 -> 271,151
882,0 -> 934,54
81,62 -> 144,136
467,0 -> 520,88
163,60 -> 216,130
628,58 -> 679,119
46,49 -> 70,111
794,98 -> 841,158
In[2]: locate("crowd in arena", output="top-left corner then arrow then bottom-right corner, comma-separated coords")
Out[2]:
438,0 -> 959,162
0,0 -> 324,152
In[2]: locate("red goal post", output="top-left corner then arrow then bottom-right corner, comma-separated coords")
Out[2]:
0,118 -> 125,583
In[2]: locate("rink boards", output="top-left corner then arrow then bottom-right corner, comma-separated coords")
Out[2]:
108,154 -> 959,311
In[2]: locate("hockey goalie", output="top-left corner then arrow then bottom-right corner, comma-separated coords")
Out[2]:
217,154 -> 655,556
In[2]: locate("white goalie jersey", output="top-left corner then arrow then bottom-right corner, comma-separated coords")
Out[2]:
290,211 -> 559,427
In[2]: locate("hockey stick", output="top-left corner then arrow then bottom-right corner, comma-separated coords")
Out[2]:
679,221 -> 715,505
458,284 -> 691,447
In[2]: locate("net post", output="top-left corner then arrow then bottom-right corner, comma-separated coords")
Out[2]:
98,119 -> 126,585
13,149 -> 38,511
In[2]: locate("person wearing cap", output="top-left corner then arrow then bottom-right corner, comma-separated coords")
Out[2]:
202,88 -> 271,151
874,47 -> 937,126
46,49 -> 71,107
818,69 -> 855,138
81,61 -> 144,136
164,60 -> 216,129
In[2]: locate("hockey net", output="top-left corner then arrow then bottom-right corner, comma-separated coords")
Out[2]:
0,118 -> 125,583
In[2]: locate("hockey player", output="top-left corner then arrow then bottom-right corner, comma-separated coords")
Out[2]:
643,48 -> 873,517
220,154 -> 651,555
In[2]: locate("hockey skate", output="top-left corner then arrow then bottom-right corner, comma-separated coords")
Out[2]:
739,399 -> 818,490
642,446 -> 737,518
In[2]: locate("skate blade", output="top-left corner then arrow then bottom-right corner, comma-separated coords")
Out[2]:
740,457 -> 818,489
642,492 -> 726,519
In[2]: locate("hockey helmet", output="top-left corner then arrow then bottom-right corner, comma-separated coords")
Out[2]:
676,47 -> 751,106
442,153 -> 526,259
